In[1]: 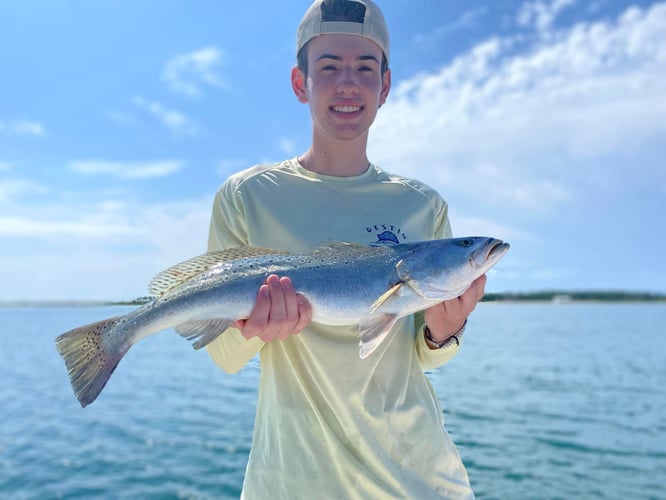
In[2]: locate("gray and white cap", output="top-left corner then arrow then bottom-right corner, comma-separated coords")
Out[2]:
297,0 -> 390,63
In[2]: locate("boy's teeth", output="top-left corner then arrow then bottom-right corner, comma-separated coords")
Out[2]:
333,105 -> 361,113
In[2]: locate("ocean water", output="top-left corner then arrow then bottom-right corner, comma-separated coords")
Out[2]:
1,303 -> 664,499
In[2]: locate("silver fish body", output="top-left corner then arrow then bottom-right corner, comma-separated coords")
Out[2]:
56,237 -> 509,406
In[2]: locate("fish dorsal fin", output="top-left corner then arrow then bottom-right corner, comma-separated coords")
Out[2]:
148,246 -> 289,296
309,241 -> 385,263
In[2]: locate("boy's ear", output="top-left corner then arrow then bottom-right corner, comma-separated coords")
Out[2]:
379,68 -> 391,107
291,66 -> 309,103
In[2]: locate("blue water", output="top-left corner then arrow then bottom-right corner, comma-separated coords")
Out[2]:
1,303 -> 665,499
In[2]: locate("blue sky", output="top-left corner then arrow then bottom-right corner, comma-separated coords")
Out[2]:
1,0 -> 664,301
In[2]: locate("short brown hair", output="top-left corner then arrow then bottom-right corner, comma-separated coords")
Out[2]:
297,41 -> 389,77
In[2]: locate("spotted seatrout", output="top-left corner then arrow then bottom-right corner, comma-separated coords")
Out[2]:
56,237 -> 509,406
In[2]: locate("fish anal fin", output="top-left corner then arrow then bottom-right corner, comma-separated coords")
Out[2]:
148,246 -> 290,296
174,319 -> 233,349
358,313 -> 399,359
370,282 -> 403,314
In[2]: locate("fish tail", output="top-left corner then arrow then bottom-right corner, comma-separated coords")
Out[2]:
55,316 -> 128,407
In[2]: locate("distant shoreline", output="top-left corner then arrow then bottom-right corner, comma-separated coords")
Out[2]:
483,291 -> 666,303
1,291 -> 665,308
0,297 -> 154,308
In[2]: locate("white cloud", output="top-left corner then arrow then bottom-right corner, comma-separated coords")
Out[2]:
0,178 -> 48,204
217,158 -> 249,177
277,137 -> 298,155
0,196 -> 213,301
0,119 -> 46,137
452,162 -> 571,211
69,159 -> 184,179
163,46 -> 226,97
370,2 -> 666,214
448,213 -> 528,242
517,0 -> 576,33
0,215 -> 139,237
133,96 -> 198,136
412,7 -> 488,46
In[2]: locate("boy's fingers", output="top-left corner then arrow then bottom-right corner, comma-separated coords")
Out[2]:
240,275 -> 312,341
267,274 -> 287,323
293,294 -> 313,334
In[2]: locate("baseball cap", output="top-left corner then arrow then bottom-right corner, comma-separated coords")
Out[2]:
297,0 -> 390,64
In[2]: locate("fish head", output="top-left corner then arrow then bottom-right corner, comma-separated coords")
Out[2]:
396,237 -> 510,300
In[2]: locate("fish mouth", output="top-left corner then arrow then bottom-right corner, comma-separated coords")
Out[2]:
471,238 -> 510,268
487,239 -> 510,261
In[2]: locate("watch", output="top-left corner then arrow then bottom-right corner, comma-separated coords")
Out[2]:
424,320 -> 467,349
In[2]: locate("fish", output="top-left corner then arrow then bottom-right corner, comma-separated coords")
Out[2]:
56,237 -> 509,407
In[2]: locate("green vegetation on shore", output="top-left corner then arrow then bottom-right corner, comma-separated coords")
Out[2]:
482,291 -> 666,302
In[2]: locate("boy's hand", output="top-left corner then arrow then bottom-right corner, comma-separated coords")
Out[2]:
234,274 -> 313,342
423,274 -> 487,343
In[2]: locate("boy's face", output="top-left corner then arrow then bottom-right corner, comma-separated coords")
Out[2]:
292,34 -> 391,142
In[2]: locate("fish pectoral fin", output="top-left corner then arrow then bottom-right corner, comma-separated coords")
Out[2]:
174,319 -> 234,349
148,246 -> 290,296
370,282 -> 403,314
358,313 -> 399,359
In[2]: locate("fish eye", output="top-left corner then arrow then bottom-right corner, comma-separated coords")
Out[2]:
460,239 -> 474,247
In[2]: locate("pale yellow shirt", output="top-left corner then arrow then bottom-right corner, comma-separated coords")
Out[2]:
206,159 -> 474,499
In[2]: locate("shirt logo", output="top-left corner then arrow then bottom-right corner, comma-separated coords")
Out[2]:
366,224 -> 407,246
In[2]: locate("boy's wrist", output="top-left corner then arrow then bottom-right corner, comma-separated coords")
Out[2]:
424,320 -> 467,349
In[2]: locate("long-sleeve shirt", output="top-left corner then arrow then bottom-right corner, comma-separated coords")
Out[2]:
206,158 -> 474,499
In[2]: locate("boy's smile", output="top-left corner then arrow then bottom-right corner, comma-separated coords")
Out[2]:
293,34 -> 391,143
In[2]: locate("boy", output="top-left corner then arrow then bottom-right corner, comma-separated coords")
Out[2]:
206,1 -> 484,498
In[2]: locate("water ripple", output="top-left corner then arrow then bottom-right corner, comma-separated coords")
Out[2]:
1,304 -> 665,498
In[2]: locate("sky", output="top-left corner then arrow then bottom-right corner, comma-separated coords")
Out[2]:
0,0 -> 664,301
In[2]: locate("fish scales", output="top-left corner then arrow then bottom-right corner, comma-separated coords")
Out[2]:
155,244 -> 401,325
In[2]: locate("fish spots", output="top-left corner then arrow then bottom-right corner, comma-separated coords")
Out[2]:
55,315 -> 127,406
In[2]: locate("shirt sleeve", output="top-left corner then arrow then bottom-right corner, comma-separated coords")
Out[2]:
414,193 -> 461,369
415,323 -> 462,371
205,183 -> 266,373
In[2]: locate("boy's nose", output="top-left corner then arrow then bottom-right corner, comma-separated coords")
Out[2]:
336,69 -> 359,95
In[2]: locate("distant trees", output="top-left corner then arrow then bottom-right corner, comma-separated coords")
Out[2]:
482,291 -> 666,302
